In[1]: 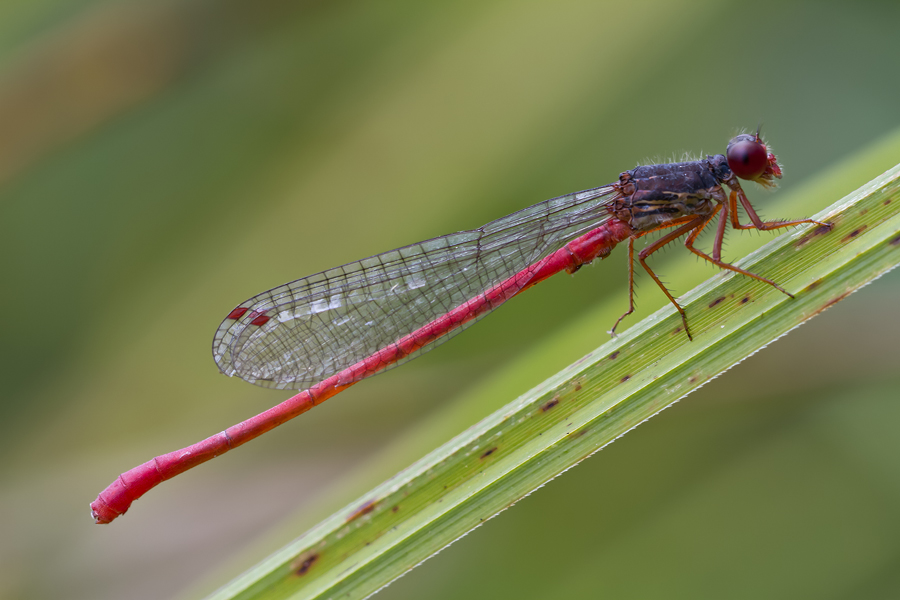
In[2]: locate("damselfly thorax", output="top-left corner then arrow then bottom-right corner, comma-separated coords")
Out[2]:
611,156 -> 729,231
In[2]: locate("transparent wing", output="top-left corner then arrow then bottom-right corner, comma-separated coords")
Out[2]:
213,184 -> 618,390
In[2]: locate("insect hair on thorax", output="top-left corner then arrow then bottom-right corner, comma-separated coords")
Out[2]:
637,150 -> 707,168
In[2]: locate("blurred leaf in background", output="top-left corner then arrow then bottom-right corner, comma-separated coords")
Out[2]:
0,0 -> 898,599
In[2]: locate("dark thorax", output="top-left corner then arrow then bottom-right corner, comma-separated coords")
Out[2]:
611,156 -> 732,232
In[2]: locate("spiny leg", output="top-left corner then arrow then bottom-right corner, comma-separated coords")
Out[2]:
685,203 -> 793,298
608,237 -> 635,337
609,215 -> 696,338
636,216 -> 711,341
728,188 -> 831,231
712,198 -> 729,261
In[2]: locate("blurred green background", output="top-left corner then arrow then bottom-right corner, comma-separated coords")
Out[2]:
1,0 -> 899,599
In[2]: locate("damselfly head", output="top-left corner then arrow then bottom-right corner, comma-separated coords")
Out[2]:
726,133 -> 782,187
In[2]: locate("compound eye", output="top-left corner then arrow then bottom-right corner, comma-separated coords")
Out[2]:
726,138 -> 768,180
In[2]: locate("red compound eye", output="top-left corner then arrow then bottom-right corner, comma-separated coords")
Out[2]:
726,136 -> 769,180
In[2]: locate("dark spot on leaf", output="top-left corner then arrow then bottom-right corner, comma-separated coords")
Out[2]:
890,234 -> 900,246
573,428 -> 588,438
885,198 -> 892,205
620,375 -> 631,383
609,351 -> 620,360
740,295 -> 750,304
842,225 -> 867,243
542,397 -> 560,412
804,279 -> 822,292
795,224 -> 833,247
392,505 -> 399,513
293,553 -> 319,576
347,500 -> 376,523
860,208 -> 868,215
689,376 -> 698,384
814,290 -> 853,315
480,447 -> 498,459
574,382 -> 582,391
709,296 -> 726,308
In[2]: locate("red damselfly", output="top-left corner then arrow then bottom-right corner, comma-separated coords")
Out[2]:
92,130 -> 830,523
